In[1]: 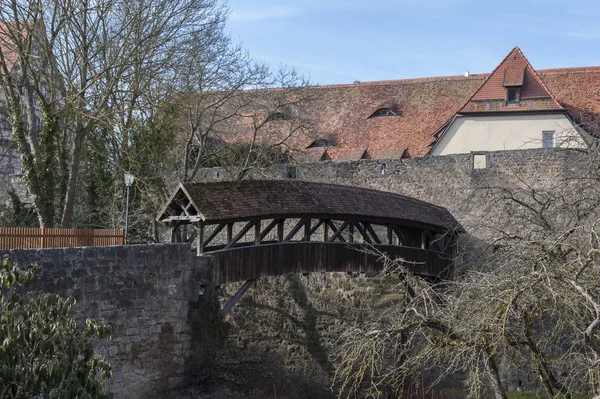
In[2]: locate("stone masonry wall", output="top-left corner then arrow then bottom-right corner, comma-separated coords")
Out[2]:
220,272 -> 407,396
0,243 -> 218,398
197,148 -> 590,394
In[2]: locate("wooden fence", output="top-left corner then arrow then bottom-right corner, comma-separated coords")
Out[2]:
0,227 -> 124,249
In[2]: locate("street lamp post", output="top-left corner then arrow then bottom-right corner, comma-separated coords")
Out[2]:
124,173 -> 135,244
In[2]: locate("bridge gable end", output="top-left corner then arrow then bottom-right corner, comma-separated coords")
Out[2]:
157,183 -> 204,223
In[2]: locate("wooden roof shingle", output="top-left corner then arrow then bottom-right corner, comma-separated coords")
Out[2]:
159,180 -> 463,232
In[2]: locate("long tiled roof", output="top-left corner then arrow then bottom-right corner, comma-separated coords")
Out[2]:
177,180 -> 462,231
217,48 -> 600,159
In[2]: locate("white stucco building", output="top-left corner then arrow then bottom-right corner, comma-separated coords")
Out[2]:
429,48 -> 592,156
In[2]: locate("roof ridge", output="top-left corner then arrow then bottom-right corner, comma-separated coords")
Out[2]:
237,65 -> 600,94
311,74 -> 484,89
538,65 -> 600,74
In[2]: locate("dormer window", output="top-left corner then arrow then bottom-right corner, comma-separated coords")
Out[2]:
266,111 -> 289,122
369,108 -> 397,118
307,138 -> 336,148
506,88 -> 520,106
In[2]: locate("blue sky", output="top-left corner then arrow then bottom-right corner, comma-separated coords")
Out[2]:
226,0 -> 600,85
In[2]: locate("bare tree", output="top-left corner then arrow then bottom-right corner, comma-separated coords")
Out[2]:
333,146 -> 600,398
167,29 -> 315,182
0,0 -> 222,227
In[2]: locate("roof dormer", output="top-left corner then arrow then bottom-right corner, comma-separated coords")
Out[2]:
368,104 -> 400,118
503,66 -> 524,106
307,137 -> 336,149
266,110 -> 289,122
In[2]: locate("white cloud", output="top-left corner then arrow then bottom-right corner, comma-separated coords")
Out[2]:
566,29 -> 600,40
230,6 -> 301,22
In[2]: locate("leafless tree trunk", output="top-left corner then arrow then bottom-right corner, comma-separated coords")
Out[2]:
0,0 -> 221,227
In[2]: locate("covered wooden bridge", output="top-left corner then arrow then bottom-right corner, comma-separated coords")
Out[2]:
157,180 -> 464,288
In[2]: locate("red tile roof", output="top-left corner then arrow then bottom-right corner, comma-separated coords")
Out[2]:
323,148 -> 366,161
503,67 -> 524,87
539,66 -> 600,127
365,148 -> 407,160
216,48 -> 600,160
460,47 -> 563,113
0,21 -> 32,73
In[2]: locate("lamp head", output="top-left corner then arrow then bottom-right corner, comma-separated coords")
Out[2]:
124,173 -> 135,187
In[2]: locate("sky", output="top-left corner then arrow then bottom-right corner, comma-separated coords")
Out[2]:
226,0 -> 600,85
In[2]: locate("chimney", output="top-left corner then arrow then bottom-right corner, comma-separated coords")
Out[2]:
464,71 -> 470,77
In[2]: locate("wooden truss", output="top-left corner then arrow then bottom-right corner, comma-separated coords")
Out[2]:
169,217 -> 451,256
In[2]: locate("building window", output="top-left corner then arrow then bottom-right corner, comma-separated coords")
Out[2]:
0,120 -> 10,131
472,153 -> 488,169
307,138 -> 336,148
506,88 -> 520,106
266,111 -> 289,122
542,131 -> 555,148
369,108 -> 397,118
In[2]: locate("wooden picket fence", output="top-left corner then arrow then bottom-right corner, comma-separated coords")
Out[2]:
0,227 -> 124,249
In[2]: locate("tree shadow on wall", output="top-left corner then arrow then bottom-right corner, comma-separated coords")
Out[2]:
283,274 -> 333,376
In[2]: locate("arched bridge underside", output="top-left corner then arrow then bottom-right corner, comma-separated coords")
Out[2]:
158,179 -> 464,287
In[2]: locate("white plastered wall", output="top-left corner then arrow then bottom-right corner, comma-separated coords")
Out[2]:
431,113 -> 588,156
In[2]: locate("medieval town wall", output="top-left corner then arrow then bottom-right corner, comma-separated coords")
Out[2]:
0,243 -> 223,399
196,148 -> 588,394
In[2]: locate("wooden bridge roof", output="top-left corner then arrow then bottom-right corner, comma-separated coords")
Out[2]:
158,180 -> 463,232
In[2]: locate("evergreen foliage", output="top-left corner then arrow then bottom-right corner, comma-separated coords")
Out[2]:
0,256 -> 112,398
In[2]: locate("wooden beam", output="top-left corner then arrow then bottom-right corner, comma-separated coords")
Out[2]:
182,224 -> 188,242
260,219 -> 279,241
283,219 -> 305,242
162,216 -> 202,222
186,229 -> 197,244
224,221 -> 255,249
364,223 -> 382,244
183,201 -> 194,216
323,220 -> 329,242
203,223 -> 225,248
309,220 -> 324,236
387,224 -> 393,245
354,222 -> 373,244
227,223 -> 233,242
277,219 -> 284,242
196,223 -> 205,255
170,221 -> 180,243
393,226 -> 411,247
255,220 -> 261,245
220,280 -> 255,317
328,220 -> 349,243
304,219 -> 311,241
